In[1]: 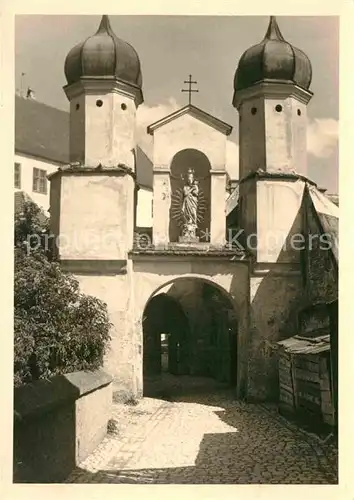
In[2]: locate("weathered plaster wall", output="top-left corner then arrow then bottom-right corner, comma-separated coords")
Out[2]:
239,178 -> 305,263
69,93 -> 86,164
13,370 -> 112,483
69,91 -> 137,170
248,272 -> 303,401
256,179 -> 305,263
57,173 -> 135,260
152,114 -> 227,170
152,172 -> 171,246
238,96 -> 266,180
238,94 -> 308,179
264,97 -> 307,175
76,267 -> 138,397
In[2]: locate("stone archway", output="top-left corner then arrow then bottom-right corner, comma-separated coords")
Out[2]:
142,293 -> 190,378
141,276 -> 239,396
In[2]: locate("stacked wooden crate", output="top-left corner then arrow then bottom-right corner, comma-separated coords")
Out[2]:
277,334 -> 335,427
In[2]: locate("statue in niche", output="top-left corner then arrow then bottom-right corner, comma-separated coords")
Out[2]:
181,168 -> 199,239
171,167 -> 208,243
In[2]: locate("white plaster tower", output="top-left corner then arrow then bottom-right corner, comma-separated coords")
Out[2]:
233,16 -> 313,264
232,17 -> 314,400
49,15 -> 144,396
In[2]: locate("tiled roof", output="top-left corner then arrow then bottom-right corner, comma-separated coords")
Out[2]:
15,95 -> 69,164
307,185 -> 339,265
15,95 -> 153,189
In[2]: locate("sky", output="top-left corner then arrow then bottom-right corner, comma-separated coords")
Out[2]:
15,15 -> 339,193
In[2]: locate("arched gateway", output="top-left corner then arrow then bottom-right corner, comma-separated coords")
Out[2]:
130,261 -> 249,398
142,277 -> 239,396
49,16 -> 319,404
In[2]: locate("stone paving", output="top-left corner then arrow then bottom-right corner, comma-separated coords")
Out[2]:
65,387 -> 338,484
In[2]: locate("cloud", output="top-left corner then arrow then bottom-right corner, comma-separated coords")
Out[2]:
307,118 -> 339,159
136,98 -> 180,156
137,98 -> 240,179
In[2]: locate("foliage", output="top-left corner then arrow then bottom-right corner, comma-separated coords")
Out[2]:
14,200 -> 112,387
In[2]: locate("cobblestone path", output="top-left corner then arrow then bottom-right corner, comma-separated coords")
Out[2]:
65,389 -> 338,484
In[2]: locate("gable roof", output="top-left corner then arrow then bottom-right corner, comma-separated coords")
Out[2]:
147,104 -> 233,136
306,184 -> 339,265
15,95 -> 153,189
15,95 -> 70,165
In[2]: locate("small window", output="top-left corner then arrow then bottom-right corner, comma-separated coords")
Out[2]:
14,162 -> 21,189
33,167 -> 47,194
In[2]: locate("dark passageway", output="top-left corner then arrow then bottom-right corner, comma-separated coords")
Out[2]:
142,279 -> 238,398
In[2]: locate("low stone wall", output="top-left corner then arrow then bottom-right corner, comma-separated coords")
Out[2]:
13,370 -> 112,483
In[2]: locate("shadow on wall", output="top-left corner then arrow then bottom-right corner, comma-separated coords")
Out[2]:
236,196 -> 305,402
13,370 -> 112,483
14,376 -> 79,483
237,184 -> 338,403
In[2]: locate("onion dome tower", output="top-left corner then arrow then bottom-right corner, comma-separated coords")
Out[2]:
63,15 -> 143,169
232,16 -> 313,179
64,15 -> 143,90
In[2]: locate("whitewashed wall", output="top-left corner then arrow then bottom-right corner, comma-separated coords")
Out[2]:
136,187 -> 152,227
14,152 -> 59,212
15,151 -> 153,227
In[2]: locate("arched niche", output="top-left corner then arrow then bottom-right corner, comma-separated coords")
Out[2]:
169,148 -> 211,243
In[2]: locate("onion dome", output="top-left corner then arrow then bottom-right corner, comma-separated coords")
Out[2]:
64,15 -> 142,88
234,16 -> 312,94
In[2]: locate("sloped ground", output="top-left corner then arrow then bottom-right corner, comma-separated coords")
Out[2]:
65,377 -> 337,484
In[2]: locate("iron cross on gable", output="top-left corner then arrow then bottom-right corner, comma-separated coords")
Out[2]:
181,74 -> 199,105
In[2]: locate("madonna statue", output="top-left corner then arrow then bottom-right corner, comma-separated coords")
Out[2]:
181,168 -> 199,239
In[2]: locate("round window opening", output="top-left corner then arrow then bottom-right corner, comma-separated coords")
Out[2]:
96,99 -> 103,107
297,109 -> 302,116
275,104 -> 283,112
75,103 -> 80,110
251,107 -> 257,115
121,103 -> 127,110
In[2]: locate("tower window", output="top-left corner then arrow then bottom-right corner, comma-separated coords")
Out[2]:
76,103 -> 80,110
14,162 -> 21,189
297,109 -> 302,116
121,103 -> 127,110
251,107 -> 257,115
96,99 -> 103,107
33,167 -> 47,194
275,104 -> 283,112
